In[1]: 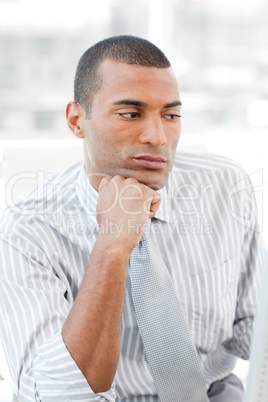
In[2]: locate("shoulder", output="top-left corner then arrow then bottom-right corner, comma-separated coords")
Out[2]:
171,151 -> 250,186
164,151 -> 255,212
0,160 -> 83,237
173,151 -> 246,175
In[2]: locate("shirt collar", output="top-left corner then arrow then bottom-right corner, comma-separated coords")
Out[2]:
76,164 -> 99,221
154,177 -> 174,224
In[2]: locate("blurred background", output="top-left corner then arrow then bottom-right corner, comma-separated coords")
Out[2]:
1,0 -> 268,139
1,0 -> 268,141
0,1 -> 268,178
0,0 -> 268,399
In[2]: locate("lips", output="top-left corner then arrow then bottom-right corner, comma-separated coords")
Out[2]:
134,155 -> 167,169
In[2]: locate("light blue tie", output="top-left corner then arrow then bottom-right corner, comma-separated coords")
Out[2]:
129,221 -> 209,402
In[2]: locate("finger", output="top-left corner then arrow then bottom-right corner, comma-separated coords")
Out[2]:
98,174 -> 125,192
149,191 -> 161,219
111,175 -> 126,183
98,176 -> 111,192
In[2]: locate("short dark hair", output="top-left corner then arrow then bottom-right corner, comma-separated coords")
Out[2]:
74,35 -> 171,117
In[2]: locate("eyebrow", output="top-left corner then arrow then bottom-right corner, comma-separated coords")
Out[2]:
113,99 -> 182,108
163,101 -> 182,108
113,99 -> 147,107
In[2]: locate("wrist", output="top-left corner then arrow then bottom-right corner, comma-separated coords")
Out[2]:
96,232 -> 134,258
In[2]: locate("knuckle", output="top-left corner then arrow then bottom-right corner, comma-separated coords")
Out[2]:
98,176 -> 110,190
101,176 -> 111,183
112,174 -> 125,181
124,177 -> 139,185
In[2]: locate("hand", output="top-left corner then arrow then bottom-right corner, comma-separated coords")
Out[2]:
96,175 -> 161,252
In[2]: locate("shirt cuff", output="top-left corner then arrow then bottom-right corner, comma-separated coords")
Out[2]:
30,331 -> 116,401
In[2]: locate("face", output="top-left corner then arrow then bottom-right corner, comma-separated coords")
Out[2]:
72,60 -> 182,191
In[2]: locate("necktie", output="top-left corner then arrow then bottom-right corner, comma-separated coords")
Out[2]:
129,220 -> 209,402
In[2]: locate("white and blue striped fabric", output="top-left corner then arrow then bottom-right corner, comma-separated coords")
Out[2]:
0,152 -> 264,401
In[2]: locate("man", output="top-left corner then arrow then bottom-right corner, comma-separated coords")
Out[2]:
0,35 -> 264,401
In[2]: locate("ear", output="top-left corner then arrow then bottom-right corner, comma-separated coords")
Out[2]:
66,102 -> 85,138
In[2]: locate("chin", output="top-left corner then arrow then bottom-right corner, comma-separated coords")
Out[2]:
140,176 -> 168,191
148,182 -> 166,191
116,168 -> 169,190
146,172 -> 169,190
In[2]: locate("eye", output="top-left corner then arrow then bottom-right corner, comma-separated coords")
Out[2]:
119,112 -> 141,120
119,112 -> 141,119
163,114 -> 181,121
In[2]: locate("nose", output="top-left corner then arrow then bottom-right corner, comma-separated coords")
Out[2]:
139,116 -> 167,147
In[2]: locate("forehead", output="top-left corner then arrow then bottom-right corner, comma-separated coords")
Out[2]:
95,59 -> 180,105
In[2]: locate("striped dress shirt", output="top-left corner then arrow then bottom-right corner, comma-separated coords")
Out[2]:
0,151 -> 264,401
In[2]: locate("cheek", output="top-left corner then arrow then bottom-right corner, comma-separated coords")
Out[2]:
91,126 -> 130,158
168,130 -> 180,151
86,130 -> 123,170
85,123 -> 109,154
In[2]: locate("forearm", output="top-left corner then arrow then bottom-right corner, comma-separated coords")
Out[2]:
62,175 -> 160,393
62,235 -> 130,393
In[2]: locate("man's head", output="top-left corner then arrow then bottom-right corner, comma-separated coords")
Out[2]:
67,35 -> 182,191
74,35 -> 171,117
